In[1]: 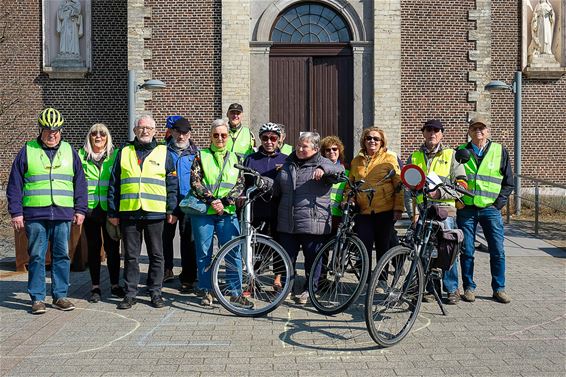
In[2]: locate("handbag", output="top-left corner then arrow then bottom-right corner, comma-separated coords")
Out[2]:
179,191 -> 208,216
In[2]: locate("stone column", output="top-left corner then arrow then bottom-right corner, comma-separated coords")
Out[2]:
468,0 -> 492,121
222,0 -> 251,118
373,0 -> 402,154
352,41 -> 373,155
249,42 -> 272,135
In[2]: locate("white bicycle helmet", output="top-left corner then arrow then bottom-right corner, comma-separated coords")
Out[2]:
258,122 -> 282,136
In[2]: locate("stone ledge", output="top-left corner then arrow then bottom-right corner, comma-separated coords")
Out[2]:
43,66 -> 88,79
523,66 -> 566,79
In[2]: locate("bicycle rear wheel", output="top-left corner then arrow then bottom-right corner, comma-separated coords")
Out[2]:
365,245 -> 423,347
308,234 -> 369,315
211,235 -> 293,317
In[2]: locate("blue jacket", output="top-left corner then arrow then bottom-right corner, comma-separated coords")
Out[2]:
243,147 -> 288,220
7,137 -> 88,221
107,138 -> 178,220
167,139 -> 198,216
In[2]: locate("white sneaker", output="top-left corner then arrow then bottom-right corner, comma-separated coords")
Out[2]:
295,291 -> 309,305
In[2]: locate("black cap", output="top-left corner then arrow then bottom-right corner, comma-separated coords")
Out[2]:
171,117 -> 192,132
421,119 -> 444,132
227,103 -> 243,113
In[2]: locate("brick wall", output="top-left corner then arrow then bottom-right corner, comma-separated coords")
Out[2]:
400,0 -> 476,161
0,0 -> 128,183
144,0 -> 222,148
491,0 -> 566,185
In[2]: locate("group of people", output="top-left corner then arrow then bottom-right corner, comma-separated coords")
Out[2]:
7,104 -> 514,315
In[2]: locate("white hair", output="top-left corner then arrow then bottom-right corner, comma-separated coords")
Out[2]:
83,123 -> 114,160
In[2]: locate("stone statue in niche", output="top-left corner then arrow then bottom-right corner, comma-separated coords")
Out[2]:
528,0 -> 559,66
57,0 -> 83,55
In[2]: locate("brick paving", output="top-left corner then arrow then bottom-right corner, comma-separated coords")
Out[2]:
0,223 -> 565,377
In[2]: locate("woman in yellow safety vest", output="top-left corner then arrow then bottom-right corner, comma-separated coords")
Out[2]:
321,136 -> 349,234
79,123 -> 124,303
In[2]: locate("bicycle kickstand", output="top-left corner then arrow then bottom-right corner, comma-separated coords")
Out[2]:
431,287 -> 447,316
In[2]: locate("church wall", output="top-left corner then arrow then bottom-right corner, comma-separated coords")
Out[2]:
0,0 -> 128,182
144,0 -> 222,148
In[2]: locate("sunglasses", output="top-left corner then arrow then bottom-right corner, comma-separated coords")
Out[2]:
260,135 -> 279,143
365,136 -> 382,142
213,133 -> 228,139
423,127 -> 442,133
325,147 -> 338,153
90,131 -> 107,137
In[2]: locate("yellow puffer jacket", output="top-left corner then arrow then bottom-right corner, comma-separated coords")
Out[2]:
345,149 -> 404,215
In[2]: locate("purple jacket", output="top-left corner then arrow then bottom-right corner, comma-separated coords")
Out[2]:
7,138 -> 88,221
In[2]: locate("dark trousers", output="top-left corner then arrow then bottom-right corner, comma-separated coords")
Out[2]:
121,219 -> 164,298
355,211 -> 395,273
84,215 -> 121,286
162,214 -> 197,284
278,233 -> 326,292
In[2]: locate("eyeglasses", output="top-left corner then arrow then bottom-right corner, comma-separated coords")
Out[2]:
423,127 -> 442,133
137,127 -> 155,132
365,136 -> 382,142
213,133 -> 228,139
90,131 -> 107,137
260,135 -> 279,143
325,147 -> 339,153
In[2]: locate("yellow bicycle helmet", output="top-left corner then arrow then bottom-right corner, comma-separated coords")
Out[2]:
38,108 -> 64,130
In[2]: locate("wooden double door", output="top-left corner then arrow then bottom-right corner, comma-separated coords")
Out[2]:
269,44 -> 354,159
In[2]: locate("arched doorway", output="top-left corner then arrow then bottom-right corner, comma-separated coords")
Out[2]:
268,2 -> 354,158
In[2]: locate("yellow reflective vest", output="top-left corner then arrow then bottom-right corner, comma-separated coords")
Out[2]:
458,142 -> 503,208
200,149 -> 239,215
23,140 -> 74,208
227,126 -> 254,160
410,148 -> 455,206
79,148 -> 117,211
330,168 -> 349,216
119,144 -> 167,213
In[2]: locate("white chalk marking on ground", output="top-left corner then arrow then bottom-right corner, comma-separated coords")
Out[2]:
137,309 -> 177,346
489,313 -> 566,340
2,307 -> 140,359
412,313 -> 432,333
280,307 -> 294,348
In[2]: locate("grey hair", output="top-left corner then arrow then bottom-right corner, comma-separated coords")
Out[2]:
135,114 -> 156,128
298,132 -> 320,151
83,123 -> 114,160
211,118 -> 228,132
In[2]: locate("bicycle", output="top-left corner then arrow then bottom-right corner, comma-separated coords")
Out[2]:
365,161 -> 472,346
210,164 -> 294,317
306,177 -> 374,315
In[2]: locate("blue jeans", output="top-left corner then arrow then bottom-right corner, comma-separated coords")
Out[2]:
441,216 -> 459,293
457,206 -> 506,292
25,220 -> 71,302
191,214 -> 241,293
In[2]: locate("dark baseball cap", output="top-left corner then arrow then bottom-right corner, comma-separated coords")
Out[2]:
421,119 -> 444,132
227,103 -> 243,113
171,117 -> 191,132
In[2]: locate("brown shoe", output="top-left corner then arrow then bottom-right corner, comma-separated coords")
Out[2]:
52,298 -> 75,311
445,290 -> 460,305
493,290 -> 511,304
32,301 -> 46,314
461,289 -> 476,302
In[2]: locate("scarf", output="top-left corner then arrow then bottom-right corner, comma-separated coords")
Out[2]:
210,143 -> 227,166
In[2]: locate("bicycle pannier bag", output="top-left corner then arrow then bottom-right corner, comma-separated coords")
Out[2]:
433,228 -> 464,270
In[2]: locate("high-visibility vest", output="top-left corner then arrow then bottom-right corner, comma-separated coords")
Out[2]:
119,144 -> 167,213
23,140 -> 75,208
200,149 -> 239,215
331,168 -> 349,216
458,142 -> 503,208
410,148 -> 455,206
280,144 -> 293,156
79,148 -> 116,211
227,126 -> 254,160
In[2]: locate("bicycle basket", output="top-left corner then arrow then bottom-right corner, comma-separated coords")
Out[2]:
432,228 -> 464,270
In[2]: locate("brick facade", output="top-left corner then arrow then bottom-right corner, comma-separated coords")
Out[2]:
0,0 -> 128,183
400,0 -> 476,160
144,0 -> 222,148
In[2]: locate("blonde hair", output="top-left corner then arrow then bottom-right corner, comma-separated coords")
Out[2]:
320,136 -> 345,163
360,127 -> 387,153
83,123 -> 114,160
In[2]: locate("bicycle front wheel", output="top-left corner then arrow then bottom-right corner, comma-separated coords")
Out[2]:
365,245 -> 423,347
211,235 -> 293,317
308,234 -> 369,315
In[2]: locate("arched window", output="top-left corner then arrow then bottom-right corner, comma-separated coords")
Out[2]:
271,2 -> 351,43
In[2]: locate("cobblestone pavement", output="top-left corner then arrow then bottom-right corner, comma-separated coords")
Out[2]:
0,225 -> 565,377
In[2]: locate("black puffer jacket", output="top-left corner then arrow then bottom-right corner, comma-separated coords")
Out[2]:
273,152 -> 344,235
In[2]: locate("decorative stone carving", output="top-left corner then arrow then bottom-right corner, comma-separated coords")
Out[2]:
43,0 -> 91,79
522,0 -> 566,79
